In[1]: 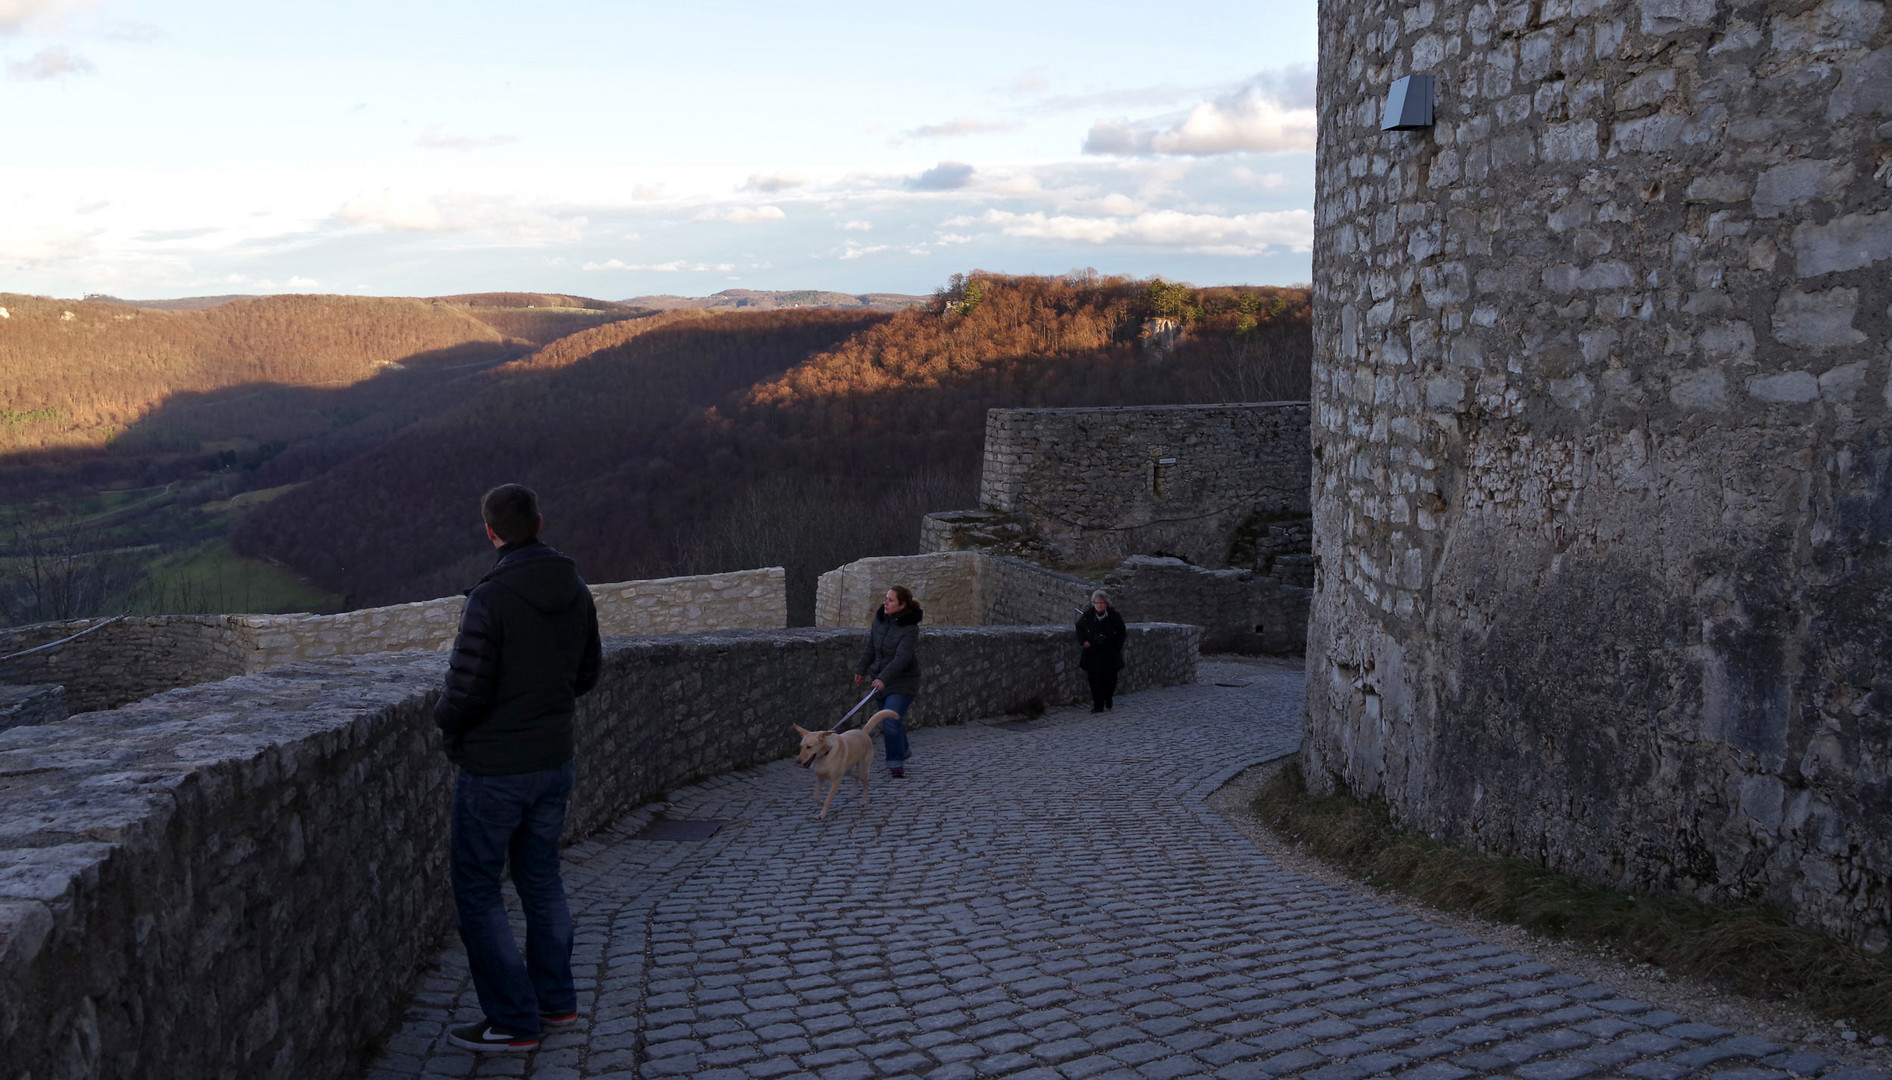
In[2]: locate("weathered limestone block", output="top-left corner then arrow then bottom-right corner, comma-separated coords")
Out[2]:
1310,0 -> 1892,948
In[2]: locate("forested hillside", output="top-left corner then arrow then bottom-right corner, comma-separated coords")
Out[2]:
231,273 -> 1312,619
0,292 -> 641,458
0,273 -> 1310,626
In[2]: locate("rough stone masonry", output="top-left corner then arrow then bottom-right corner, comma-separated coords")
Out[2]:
1305,0 -> 1892,948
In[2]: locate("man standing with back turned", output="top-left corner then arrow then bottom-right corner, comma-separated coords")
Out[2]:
435,484 -> 602,1053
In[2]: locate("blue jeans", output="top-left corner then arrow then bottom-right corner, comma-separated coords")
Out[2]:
451,760 -> 577,1035
881,693 -> 912,768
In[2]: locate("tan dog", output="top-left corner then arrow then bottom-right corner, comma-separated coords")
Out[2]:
793,709 -> 893,820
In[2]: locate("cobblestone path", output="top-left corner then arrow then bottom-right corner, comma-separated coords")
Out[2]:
366,660 -> 1885,1080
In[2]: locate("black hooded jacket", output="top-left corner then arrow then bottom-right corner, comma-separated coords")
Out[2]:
855,602 -> 923,697
435,539 -> 603,776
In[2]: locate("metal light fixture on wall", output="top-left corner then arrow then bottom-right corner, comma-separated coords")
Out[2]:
1382,75 -> 1435,130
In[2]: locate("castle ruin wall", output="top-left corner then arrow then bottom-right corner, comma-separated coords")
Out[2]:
1307,0 -> 1892,947
927,404 -> 1312,569
0,623 -> 1199,1080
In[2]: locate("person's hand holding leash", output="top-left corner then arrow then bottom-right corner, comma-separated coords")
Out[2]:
872,679 -> 885,691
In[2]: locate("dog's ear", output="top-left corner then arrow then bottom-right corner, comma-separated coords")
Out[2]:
793,725 -> 811,735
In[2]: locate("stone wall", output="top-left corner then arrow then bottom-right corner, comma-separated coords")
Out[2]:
0,684 -> 64,732
0,568 -> 787,715
0,616 -> 251,713
1105,556 -> 1312,656
817,551 -> 1310,655
812,553 -> 991,628
924,404 -> 1313,569
0,623 -> 1196,1080
1307,0 -> 1892,947
241,567 -> 787,670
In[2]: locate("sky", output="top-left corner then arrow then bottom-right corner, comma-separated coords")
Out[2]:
1,0 -> 1318,301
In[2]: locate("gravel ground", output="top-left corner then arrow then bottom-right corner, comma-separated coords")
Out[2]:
1206,749 -> 1892,1076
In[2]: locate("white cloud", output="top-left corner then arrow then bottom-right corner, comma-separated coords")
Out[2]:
907,162 -> 976,191
336,189 -> 583,243
339,189 -> 448,231
583,259 -> 734,272
839,242 -> 889,260
978,206 -> 1313,254
694,204 -> 787,224
893,117 -> 1023,143
1234,167 -> 1289,189
6,45 -> 91,79
0,218 -> 96,263
0,0 -> 93,33
1084,67 -> 1317,156
741,173 -> 805,193
841,220 -> 872,231
936,233 -> 973,245
415,126 -> 518,151
286,275 -> 320,289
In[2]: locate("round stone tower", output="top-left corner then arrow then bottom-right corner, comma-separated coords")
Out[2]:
1306,0 -> 1891,947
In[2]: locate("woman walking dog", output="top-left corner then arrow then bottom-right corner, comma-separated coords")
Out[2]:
1076,589 -> 1126,712
854,585 -> 922,777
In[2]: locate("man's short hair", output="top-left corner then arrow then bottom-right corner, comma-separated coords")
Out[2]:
482,484 -> 540,544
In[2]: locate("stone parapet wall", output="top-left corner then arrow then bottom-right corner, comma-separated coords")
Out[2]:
939,403 -> 1312,568
818,552 -> 1310,655
1309,0 -> 1892,946
0,616 -> 251,713
241,567 -> 787,670
1105,556 -> 1311,656
0,568 -> 787,715
981,556 -> 1100,626
0,623 -> 1196,1080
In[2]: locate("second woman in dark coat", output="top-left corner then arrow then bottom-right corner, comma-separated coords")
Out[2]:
854,584 -> 923,777
1076,589 -> 1126,712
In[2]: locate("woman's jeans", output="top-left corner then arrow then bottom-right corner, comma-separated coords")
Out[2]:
880,692 -> 912,768
451,760 -> 578,1036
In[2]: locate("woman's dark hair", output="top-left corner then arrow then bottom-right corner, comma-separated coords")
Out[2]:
481,484 -> 540,544
889,584 -> 915,608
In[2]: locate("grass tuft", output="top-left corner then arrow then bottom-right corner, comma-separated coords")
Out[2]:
1253,761 -> 1892,1035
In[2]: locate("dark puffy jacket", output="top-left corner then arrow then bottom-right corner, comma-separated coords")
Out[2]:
855,602 -> 923,696
1076,606 -> 1127,672
435,540 -> 603,776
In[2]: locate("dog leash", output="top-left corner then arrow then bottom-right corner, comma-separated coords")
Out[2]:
829,688 -> 880,732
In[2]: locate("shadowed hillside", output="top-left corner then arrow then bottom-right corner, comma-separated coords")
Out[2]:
231,274 -> 1312,620
0,292 -> 644,458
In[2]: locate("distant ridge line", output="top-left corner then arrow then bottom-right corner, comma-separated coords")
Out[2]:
623,288 -> 926,313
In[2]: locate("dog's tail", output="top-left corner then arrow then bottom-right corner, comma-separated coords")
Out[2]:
863,709 -> 897,737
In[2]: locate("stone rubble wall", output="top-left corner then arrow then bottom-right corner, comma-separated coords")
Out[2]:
0,684 -> 65,731
0,616 -> 252,713
1308,0 -> 1892,947
0,568 -> 787,715
818,552 -> 1310,655
0,623 -> 1197,1080
1104,556 -> 1312,656
928,403 -> 1313,569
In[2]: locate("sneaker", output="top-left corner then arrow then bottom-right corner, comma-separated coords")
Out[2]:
448,1021 -> 540,1053
889,767 -> 905,778
541,1010 -> 581,1030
